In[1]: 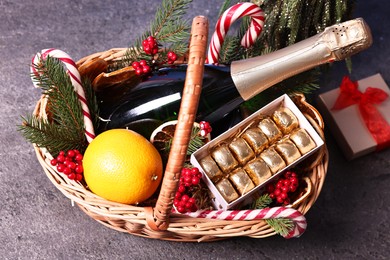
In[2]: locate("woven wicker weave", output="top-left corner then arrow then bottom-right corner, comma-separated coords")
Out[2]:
33,16 -> 328,242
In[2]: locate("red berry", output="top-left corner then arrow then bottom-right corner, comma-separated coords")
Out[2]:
191,177 -> 200,185
191,167 -> 199,175
75,153 -> 83,161
281,186 -> 290,193
185,202 -> 193,209
276,196 -> 284,204
75,174 -> 83,181
142,65 -> 150,74
59,151 -> 65,156
67,162 -> 76,170
67,150 -> 75,158
175,192 -> 181,199
132,61 -> 140,68
56,164 -> 65,172
290,177 -> 298,185
174,199 -> 181,207
68,173 -> 76,180
63,167 -> 72,175
181,194 -> 189,202
57,155 -> 65,163
142,39 -> 149,47
178,185 -> 186,193
75,165 -> 83,174
135,68 -> 143,75
276,182 -> 283,189
280,192 -> 288,200
188,197 -> 196,204
177,206 -> 186,213
283,179 -> 291,186
50,159 -> 58,166
139,60 -> 147,67
147,36 -> 155,43
274,188 -> 281,196
269,193 -> 275,199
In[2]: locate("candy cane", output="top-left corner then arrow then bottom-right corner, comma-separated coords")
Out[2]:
180,206 -> 306,239
31,48 -> 95,143
207,2 -> 265,64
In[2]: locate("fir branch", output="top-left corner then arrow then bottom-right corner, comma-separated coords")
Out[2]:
150,0 -> 192,39
265,218 -> 294,237
19,115 -> 87,155
120,0 -> 192,68
250,193 -> 294,237
251,193 -> 273,209
19,56 -> 90,155
187,126 -> 207,155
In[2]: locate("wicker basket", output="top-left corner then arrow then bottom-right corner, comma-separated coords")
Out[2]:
33,16 -> 328,242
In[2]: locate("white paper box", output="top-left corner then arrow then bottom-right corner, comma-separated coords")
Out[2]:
190,94 -> 324,210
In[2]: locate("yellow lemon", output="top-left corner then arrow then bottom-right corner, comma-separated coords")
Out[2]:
83,129 -> 163,204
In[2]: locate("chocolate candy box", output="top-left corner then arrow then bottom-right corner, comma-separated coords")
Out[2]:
190,95 -> 324,210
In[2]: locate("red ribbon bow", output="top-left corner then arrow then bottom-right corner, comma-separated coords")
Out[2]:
332,76 -> 390,150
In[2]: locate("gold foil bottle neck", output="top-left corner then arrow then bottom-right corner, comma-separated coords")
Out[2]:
230,18 -> 373,101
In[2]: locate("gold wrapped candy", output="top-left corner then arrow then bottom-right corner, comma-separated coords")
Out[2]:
228,168 -> 255,195
215,178 -> 239,203
275,139 -> 301,165
228,137 -> 255,165
241,128 -> 269,154
199,155 -> 223,182
259,147 -> 286,173
290,128 -> 316,155
258,118 -> 282,144
272,107 -> 299,134
211,144 -> 238,173
244,158 -> 272,186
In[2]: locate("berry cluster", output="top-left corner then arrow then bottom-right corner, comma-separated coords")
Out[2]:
142,36 -> 159,55
132,60 -> 151,76
266,171 -> 299,205
50,150 -> 84,181
174,167 -> 202,213
199,121 -> 212,137
167,51 -> 178,64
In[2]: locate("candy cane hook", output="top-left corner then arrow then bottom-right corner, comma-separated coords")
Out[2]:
207,2 -> 265,64
31,48 -> 95,143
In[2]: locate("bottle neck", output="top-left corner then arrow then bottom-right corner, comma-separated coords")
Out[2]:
230,18 -> 372,100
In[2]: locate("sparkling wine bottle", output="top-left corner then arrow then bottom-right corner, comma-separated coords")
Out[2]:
99,18 -> 372,137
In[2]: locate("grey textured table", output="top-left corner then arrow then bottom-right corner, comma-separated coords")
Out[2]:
1,1 -> 389,259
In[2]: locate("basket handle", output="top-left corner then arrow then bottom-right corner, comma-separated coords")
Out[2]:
149,16 -> 209,231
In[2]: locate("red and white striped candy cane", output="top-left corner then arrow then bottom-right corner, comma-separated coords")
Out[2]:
180,206 -> 306,239
31,48 -> 95,143
207,2 -> 265,64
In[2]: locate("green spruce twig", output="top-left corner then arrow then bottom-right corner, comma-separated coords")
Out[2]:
120,0 -> 192,68
19,56 -> 97,155
265,218 -> 295,237
251,193 -> 295,237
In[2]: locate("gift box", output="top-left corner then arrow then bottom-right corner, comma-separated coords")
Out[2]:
191,94 -> 324,210
317,74 -> 390,160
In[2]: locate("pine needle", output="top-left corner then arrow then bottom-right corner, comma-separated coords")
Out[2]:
19,56 -> 92,155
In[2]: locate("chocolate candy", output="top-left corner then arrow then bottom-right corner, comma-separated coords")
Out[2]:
211,144 -> 238,173
275,139 -> 301,165
228,137 -> 255,165
259,147 -> 286,173
272,107 -> 299,134
241,128 -> 269,154
199,155 -> 223,182
228,168 -> 255,195
215,178 -> 239,203
290,128 -> 316,155
244,158 -> 272,186
258,118 -> 282,144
